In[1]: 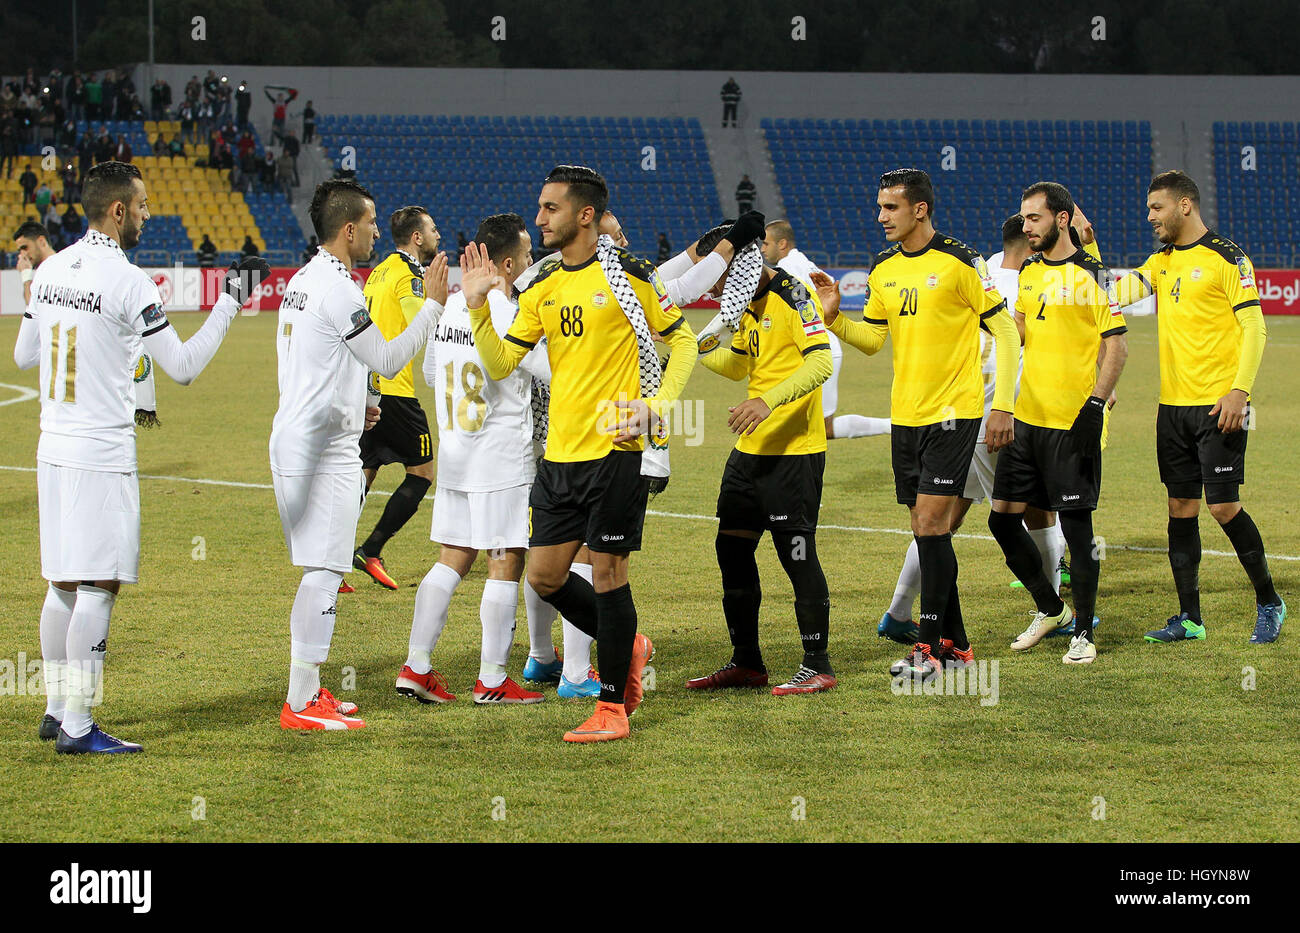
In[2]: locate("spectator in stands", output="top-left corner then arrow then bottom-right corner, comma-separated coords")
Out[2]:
235,81 -> 252,128
44,202 -> 64,248
736,174 -> 757,213
168,134 -> 185,159
0,123 -> 16,179
265,86 -> 298,144
302,100 -> 316,144
203,70 -> 220,106
241,235 -> 260,258
283,130 -> 300,185
34,181 -> 53,215
94,127 -> 114,164
302,235 -> 318,264
150,78 -> 171,120
197,99 -> 215,144
217,79 -> 234,125
76,130 -> 93,179
276,148 -> 295,202
115,135 -> 133,163
260,148 -> 277,190
238,129 -> 256,162
656,232 -> 672,263
67,73 -> 85,123
16,86 -> 38,144
61,202 -> 81,242
60,162 -> 78,203
58,119 -> 77,150
19,163 -> 38,204
721,77 -> 741,127
179,100 -> 195,143
230,160 -> 251,195
197,235 -> 218,267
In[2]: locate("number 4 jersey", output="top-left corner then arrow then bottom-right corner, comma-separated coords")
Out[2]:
427,289 -> 550,492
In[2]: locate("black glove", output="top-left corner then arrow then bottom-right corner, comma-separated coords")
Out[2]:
1068,395 -> 1107,451
722,210 -> 765,251
223,256 -> 271,302
647,475 -> 669,498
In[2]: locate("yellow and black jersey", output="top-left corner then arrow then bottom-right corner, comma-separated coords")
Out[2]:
717,272 -> 832,456
1015,249 -> 1127,430
858,233 -> 1009,426
506,249 -> 691,462
1115,231 -> 1265,406
363,250 -> 426,397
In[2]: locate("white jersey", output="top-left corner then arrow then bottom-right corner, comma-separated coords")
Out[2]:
270,252 -> 373,476
983,252 -> 1024,416
779,249 -> 841,357
427,289 -> 547,492
28,230 -> 167,472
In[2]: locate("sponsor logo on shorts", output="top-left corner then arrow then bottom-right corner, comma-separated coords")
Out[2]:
1062,494 -> 1080,501
933,478 -> 953,485
1214,465 -> 1234,473
769,514 -> 788,521
600,534 -> 625,542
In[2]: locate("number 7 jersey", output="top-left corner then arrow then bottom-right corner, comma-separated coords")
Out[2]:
428,289 -> 548,492
863,233 -> 1007,426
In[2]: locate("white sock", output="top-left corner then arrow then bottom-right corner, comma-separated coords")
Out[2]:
832,414 -> 891,438
1029,523 -> 1066,592
562,562 -> 596,684
288,568 -> 342,711
523,577 -> 559,663
62,585 -> 115,739
479,580 -> 519,688
887,540 -> 921,621
406,562 -> 461,675
40,585 -> 76,719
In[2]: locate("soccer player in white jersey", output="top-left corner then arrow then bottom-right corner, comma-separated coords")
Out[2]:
272,179 -> 447,731
397,212 -> 551,705
761,220 -> 890,441
12,160 -> 261,753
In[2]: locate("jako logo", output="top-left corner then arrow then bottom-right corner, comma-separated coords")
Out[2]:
1214,465 -> 1232,473
50,863 -> 152,914
933,478 -> 953,485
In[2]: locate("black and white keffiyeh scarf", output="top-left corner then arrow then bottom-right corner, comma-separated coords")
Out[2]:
596,233 -> 662,400
695,241 -> 764,352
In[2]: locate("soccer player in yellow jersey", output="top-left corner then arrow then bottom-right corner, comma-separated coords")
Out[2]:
683,224 -> 836,695
352,206 -> 444,589
816,168 -> 1021,681
461,165 -> 697,742
985,183 -> 1128,666
1111,171 -> 1283,645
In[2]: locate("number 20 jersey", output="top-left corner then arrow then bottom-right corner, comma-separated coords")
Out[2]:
428,289 -> 540,492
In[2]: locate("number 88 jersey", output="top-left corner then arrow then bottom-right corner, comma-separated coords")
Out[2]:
425,289 -> 546,492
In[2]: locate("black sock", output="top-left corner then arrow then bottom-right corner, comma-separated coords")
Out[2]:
773,531 -> 831,670
716,533 -> 764,671
1167,515 -> 1202,621
595,584 -> 637,705
914,533 -> 956,648
360,473 -> 430,557
989,511 -> 1066,616
543,572 -> 598,638
944,575 -> 969,650
1061,512 -> 1099,641
1220,510 -> 1280,606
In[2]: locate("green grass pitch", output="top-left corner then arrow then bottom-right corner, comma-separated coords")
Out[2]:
0,311 -> 1296,842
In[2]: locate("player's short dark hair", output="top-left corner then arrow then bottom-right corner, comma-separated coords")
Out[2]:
81,160 -> 142,222
1022,181 -> 1075,222
766,219 -> 795,246
389,205 -> 429,245
1148,170 -> 1200,205
475,212 -> 527,264
879,168 -> 935,220
1001,214 -> 1027,247
544,164 -> 608,220
694,223 -> 731,257
13,220 -> 48,243
310,179 -> 374,241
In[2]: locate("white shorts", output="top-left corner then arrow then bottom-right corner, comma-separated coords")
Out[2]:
430,483 -> 530,550
273,470 -> 365,573
38,461 -> 141,583
821,331 -> 843,419
963,441 -> 997,503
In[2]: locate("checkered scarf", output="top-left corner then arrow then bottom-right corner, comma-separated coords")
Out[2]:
596,234 -> 661,399
717,241 -> 764,329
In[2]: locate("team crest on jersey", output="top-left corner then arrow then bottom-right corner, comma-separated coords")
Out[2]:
1236,256 -> 1255,288
797,300 -> 818,323
973,256 -> 996,292
141,303 -> 166,326
926,273 -> 940,289
1191,267 -> 1203,280
592,290 -> 608,308
351,308 -> 371,329
698,333 -> 720,354
133,354 -> 152,383
368,371 -> 381,394
411,277 -> 424,298
761,315 -> 773,330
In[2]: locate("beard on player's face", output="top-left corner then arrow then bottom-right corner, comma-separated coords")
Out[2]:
1033,222 -> 1060,253
543,215 -> 577,249
121,211 -> 142,250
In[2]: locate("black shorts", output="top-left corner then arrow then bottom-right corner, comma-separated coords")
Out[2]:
891,418 -> 980,506
1157,404 -> 1248,504
716,450 -> 825,534
529,451 -> 650,552
992,419 -> 1101,511
360,395 -> 432,469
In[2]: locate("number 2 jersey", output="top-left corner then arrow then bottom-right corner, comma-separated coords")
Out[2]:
426,289 -> 550,492
26,230 -> 169,472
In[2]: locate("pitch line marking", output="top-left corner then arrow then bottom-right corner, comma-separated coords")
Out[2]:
1,465 -> 1297,562
0,383 -> 38,408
